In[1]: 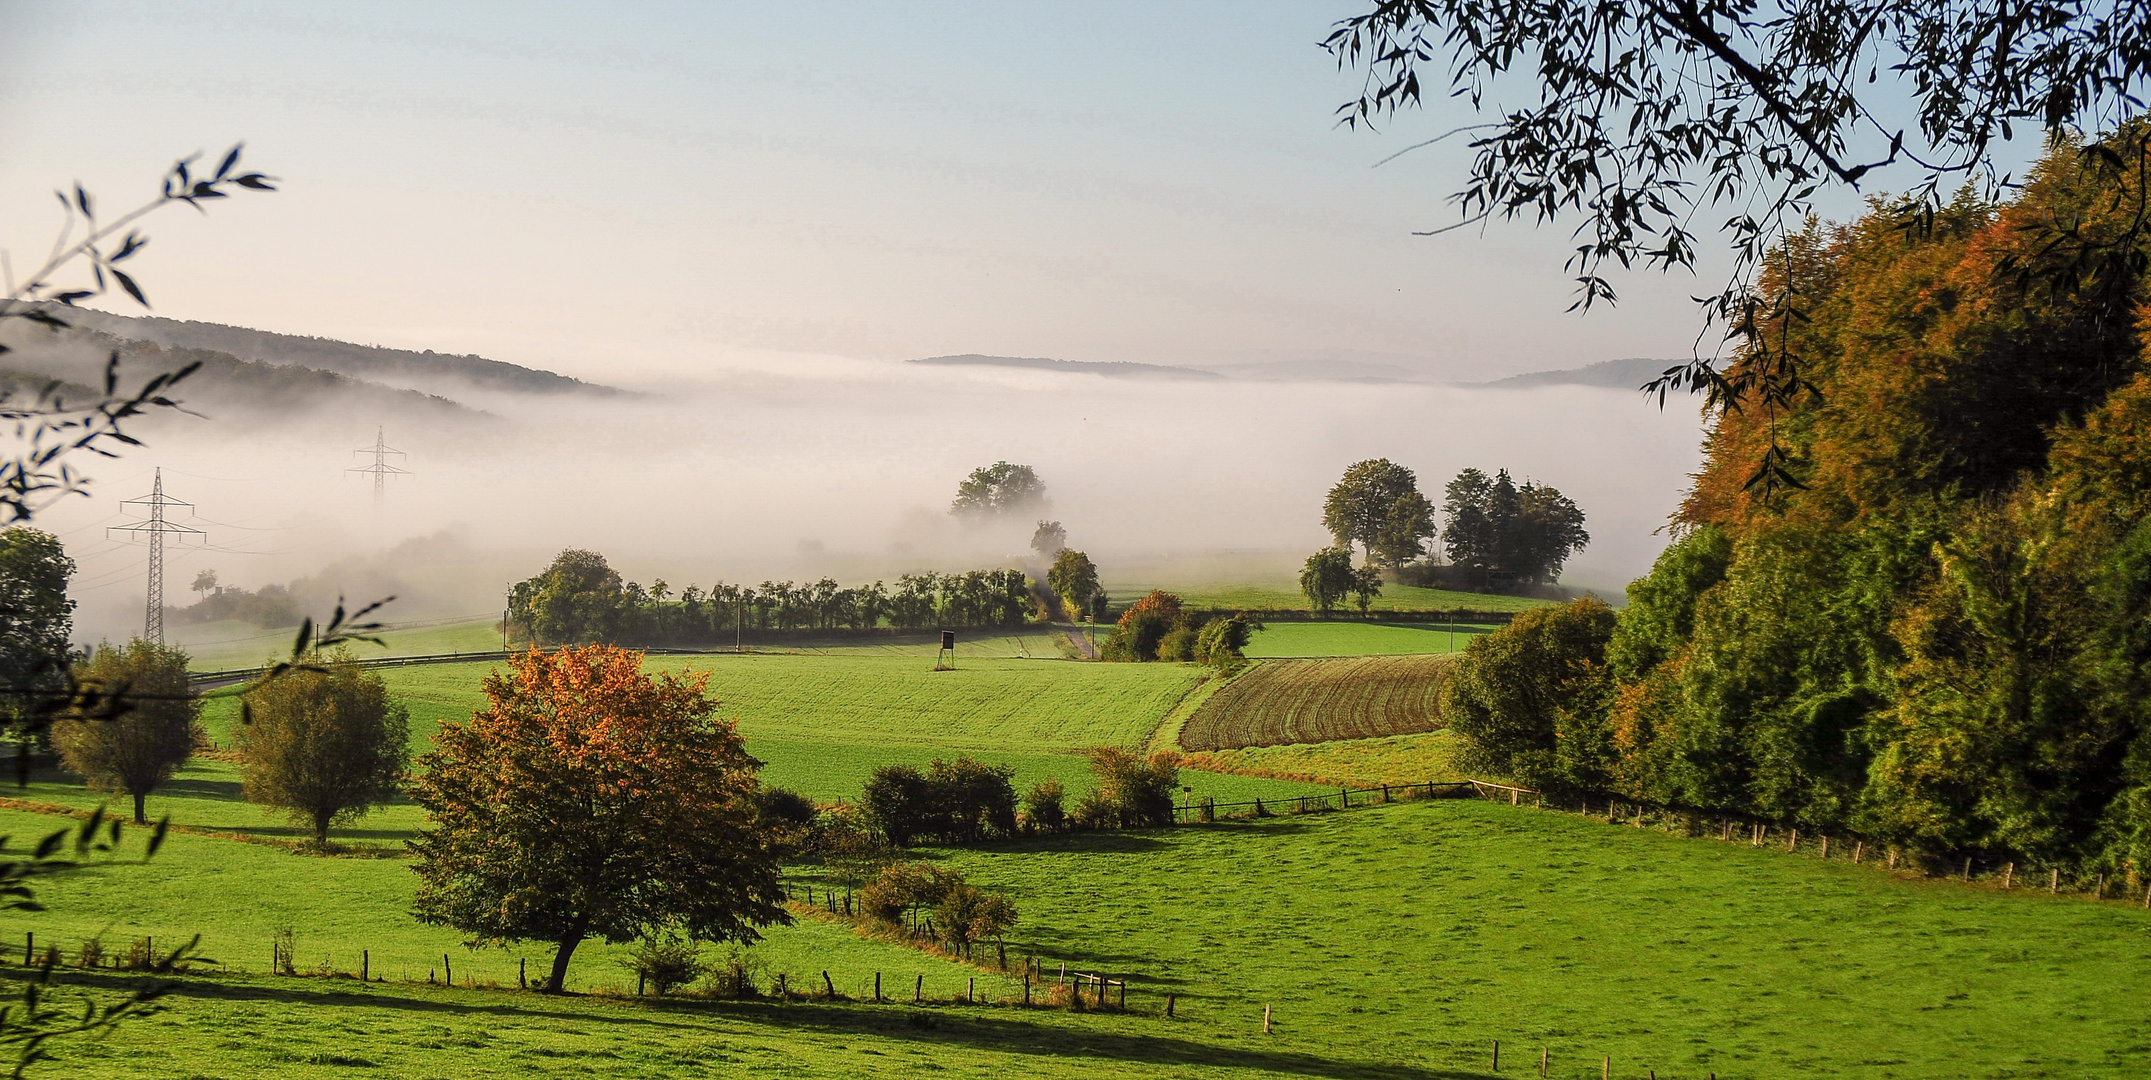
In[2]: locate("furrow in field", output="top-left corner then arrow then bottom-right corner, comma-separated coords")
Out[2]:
1176,655 -> 1453,751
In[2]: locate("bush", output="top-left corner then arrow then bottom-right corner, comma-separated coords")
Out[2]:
755,786 -> 818,827
1193,614 -> 1261,668
1156,627 -> 1197,662
53,639 -> 199,825
1069,787 -> 1117,830
1022,779 -> 1066,832
861,757 -> 1016,847
1102,590 -> 1185,662
1081,748 -> 1182,828
622,934 -> 705,995
859,862 -> 963,929
934,883 -> 1017,960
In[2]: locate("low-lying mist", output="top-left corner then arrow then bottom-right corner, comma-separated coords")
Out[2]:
34,349 -> 1706,645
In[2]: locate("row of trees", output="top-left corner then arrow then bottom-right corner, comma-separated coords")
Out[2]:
1314,459 -> 1590,599
857,748 -> 1184,845
1443,133 -> 2151,878
510,550 -> 1037,646
46,640 -> 406,840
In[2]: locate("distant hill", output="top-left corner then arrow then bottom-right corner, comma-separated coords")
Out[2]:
911,354 -> 1224,380
1472,357 -> 1692,391
0,324 -> 478,422
26,304 -> 620,398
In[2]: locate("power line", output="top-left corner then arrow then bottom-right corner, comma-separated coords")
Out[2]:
347,427 -> 410,503
106,469 -> 204,645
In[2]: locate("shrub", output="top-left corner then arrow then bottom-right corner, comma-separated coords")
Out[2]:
859,862 -> 963,929
622,934 -> 705,995
1156,627 -> 1198,662
1084,747 -> 1181,828
1446,598 -> 1619,792
934,883 -> 1017,960
1102,590 -> 1184,662
1193,614 -> 1261,668
862,757 -> 1016,846
1069,787 -> 1117,830
1022,778 -> 1066,832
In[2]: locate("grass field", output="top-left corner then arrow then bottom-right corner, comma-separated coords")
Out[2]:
1183,730 -> 1470,787
1178,656 -> 1451,752
29,796 -> 2151,1078
1242,620 -> 1494,657
171,617 -> 506,671
30,651 -> 1320,844
1109,579 -> 1555,614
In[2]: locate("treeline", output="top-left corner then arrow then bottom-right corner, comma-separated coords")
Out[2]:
509,549 -> 1037,646
1444,131 -> 2151,879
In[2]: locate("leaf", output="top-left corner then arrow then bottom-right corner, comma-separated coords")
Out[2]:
31,830 -> 63,861
146,817 -> 169,861
112,268 -> 147,308
73,183 -> 91,218
215,143 -> 242,181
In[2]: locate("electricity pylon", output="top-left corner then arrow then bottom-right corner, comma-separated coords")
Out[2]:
347,427 -> 410,502
108,468 -> 204,645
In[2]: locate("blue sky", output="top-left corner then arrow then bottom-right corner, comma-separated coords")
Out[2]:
0,0 -> 1755,383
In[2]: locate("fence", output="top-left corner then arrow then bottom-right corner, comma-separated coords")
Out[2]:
1171,780 -> 1475,822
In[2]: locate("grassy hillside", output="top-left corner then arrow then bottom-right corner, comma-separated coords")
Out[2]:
1241,620 -> 1494,657
172,618 -> 504,672
24,796 -> 2150,1078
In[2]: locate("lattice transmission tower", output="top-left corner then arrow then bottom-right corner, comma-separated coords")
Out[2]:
348,427 -> 411,502
108,468 -> 204,645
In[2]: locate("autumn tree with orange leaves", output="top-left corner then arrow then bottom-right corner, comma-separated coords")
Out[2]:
408,645 -> 786,992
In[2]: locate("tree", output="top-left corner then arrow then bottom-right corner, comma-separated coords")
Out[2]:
1446,599 -> 1619,792
408,645 -> 786,993
861,757 -> 1017,846
0,529 -> 75,781
1324,2 -> 2151,487
1350,564 -> 1384,615
1322,459 -> 1428,566
1441,468 -> 1590,585
949,462 -> 1047,520
236,650 -> 408,844
51,641 -> 196,825
935,883 -> 1017,960
1046,549 -> 1101,619
1101,590 -> 1184,662
188,569 -> 217,599
1030,520 -> 1068,556
510,549 -> 628,645
1299,547 -> 1354,616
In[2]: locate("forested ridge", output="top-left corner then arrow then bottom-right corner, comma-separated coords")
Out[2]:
1455,128 -> 2151,876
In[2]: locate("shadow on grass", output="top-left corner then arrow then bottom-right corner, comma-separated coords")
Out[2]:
21,968 -> 1480,1080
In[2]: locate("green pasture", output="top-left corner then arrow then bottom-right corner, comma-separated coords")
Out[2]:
171,617 -> 505,672
1241,620 -> 1495,657
27,796 -> 2151,1078
1108,579 -> 1553,614
56,652 -> 1322,844
1183,730 -> 1470,787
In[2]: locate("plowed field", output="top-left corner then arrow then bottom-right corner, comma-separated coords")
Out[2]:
1176,654 -> 1451,750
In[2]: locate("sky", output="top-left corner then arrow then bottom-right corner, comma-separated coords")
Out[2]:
4,0 -> 1907,638
0,0 -> 1742,382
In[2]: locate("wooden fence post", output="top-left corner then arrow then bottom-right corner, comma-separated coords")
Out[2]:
443,954 -> 452,986
1341,786 -> 1350,808
2050,868 -> 2060,895
1963,857 -> 1973,882
22,932 -> 29,967
915,974 -> 923,1002
1022,973 -> 1029,1004
1853,841 -> 1864,864
1788,828 -> 1798,852
1540,1047 -> 1548,1077
1492,1040 -> 1500,1070
1819,836 -> 1830,859
778,973 -> 787,998
2003,862 -> 2014,889
362,950 -> 368,982
520,958 -> 527,989
827,970 -> 838,997
2142,881 -> 2150,909
877,972 -> 883,1002
1602,1055 -> 1609,1080
1118,980 -> 1125,1009
1166,992 -> 1175,1017
638,972 -> 647,996
968,976 -> 975,1003
1263,1004 -> 1271,1033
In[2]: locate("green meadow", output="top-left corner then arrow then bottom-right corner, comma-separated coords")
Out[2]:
1242,620 -> 1495,657
23,796 -> 2150,1079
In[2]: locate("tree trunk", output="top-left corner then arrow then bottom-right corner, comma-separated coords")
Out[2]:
313,811 -> 331,845
132,790 -> 147,826
545,933 -> 584,993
